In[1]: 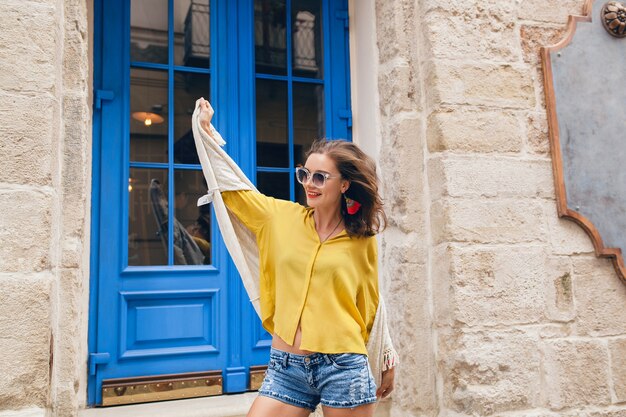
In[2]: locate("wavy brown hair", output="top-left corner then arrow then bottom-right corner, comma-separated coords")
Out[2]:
305,139 -> 387,238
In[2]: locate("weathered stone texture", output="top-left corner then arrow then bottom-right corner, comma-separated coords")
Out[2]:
609,338 -> 626,403
50,268 -> 86,417
543,339 -> 612,409
0,0 -> 90,416
427,62 -> 536,109
544,256 -> 576,323
446,245 -> 547,326
0,2 -> 57,94
492,410 -> 596,417
379,114 -> 424,235
427,108 -> 523,154
0,190 -> 52,273
518,0 -> 584,24
432,244 -> 453,326
0,93 -> 54,186
423,1 -> 520,61
431,198 -> 547,245
0,274 -> 52,409
384,262 -> 435,413
587,410 -> 626,417
429,155 -> 554,200
543,202 -> 595,256
62,0 -> 89,91
378,61 -> 421,117
375,2 -> 436,416
526,111 -> 551,155
573,257 -> 626,337
61,94 -> 90,238
520,24 -> 568,64
375,0 -> 422,65
440,329 -> 541,415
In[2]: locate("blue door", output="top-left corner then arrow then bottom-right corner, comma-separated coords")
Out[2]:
89,0 -> 350,406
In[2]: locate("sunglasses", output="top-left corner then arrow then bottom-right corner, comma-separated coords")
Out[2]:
295,166 -> 340,188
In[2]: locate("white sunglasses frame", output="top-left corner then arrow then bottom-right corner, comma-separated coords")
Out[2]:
295,166 -> 340,188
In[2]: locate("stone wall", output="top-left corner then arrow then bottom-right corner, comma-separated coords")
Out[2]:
374,0 -> 626,416
0,0 -> 91,416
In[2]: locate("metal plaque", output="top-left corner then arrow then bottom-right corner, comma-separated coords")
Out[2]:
542,0 -> 626,283
101,371 -> 222,406
249,364 -> 268,391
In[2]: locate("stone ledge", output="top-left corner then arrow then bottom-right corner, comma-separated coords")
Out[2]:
0,408 -> 46,417
78,393 -> 257,417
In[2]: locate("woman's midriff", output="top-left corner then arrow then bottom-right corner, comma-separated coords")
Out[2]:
271,321 -> 315,355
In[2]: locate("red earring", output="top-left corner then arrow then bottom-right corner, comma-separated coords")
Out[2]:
344,195 -> 362,215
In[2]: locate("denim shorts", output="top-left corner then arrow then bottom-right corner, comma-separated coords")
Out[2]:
257,346 -> 378,412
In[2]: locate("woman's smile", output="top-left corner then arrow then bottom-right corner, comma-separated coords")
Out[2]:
306,190 -> 321,199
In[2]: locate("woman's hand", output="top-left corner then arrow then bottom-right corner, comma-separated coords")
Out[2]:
376,366 -> 395,400
195,97 -> 214,134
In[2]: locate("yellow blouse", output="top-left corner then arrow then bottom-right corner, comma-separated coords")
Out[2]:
221,190 -> 380,355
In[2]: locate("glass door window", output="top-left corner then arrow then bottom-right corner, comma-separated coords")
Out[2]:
128,0 -> 212,266
254,0 -> 328,205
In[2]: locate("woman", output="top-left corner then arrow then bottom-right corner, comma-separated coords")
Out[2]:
195,98 -> 397,417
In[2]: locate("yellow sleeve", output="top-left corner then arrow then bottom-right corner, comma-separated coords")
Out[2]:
358,235 -> 380,344
221,190 -> 278,234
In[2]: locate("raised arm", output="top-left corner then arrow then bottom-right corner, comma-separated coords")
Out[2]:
193,98 -> 256,193
193,98 -> 278,233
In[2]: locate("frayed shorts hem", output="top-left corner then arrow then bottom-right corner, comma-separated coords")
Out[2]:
320,396 -> 379,409
257,390 -> 317,413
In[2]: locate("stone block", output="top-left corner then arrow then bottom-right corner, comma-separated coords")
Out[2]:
0,92 -> 54,186
543,202 -> 595,255
0,189 -> 52,273
526,111 -> 550,155
374,0 -> 419,65
428,62 -> 535,109
447,245 -> 546,326
587,409 -> 626,417
0,2 -> 57,93
61,94 -> 90,238
380,228 -> 427,267
0,408 -> 47,417
572,256 -> 626,337
543,339 -> 611,409
520,24 -> 568,64
61,237 -> 82,269
384,262 -> 437,413
62,0 -> 89,92
544,256 -> 576,322
518,0 -> 584,24
440,329 -> 541,415
0,274 -> 52,409
431,198 -> 548,245
378,60 -> 421,117
378,115 -> 425,234
432,243 -> 453,326
608,338 -> 626,403
427,108 -> 523,153
423,2 -> 520,61
428,155 -> 554,200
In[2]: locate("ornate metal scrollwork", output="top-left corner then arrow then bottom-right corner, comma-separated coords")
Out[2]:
602,1 -> 626,37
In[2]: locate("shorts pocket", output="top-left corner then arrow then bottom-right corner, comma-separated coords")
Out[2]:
327,353 -> 367,370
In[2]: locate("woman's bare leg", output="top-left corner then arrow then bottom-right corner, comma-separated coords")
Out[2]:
247,395 -> 314,417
